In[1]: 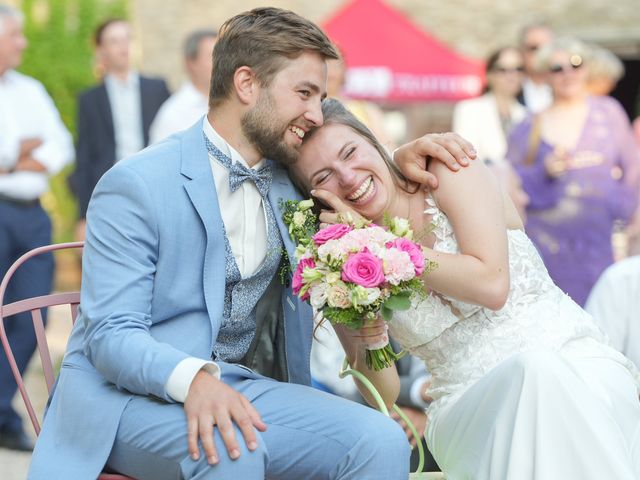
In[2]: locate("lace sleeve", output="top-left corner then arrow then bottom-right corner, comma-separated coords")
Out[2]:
388,293 -> 460,350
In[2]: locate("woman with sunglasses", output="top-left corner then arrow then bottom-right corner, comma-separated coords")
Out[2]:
506,36 -> 640,306
452,46 -> 527,167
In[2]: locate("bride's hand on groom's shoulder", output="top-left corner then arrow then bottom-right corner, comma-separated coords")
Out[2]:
394,133 -> 477,189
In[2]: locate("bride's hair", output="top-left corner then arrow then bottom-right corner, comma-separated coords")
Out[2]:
290,98 -> 418,203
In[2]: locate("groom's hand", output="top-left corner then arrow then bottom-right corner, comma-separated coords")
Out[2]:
184,370 -> 266,464
394,133 -> 477,189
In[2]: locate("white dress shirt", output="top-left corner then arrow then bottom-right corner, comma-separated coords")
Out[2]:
149,81 -> 208,144
585,256 -> 640,368
104,72 -> 144,162
165,116 -> 269,402
452,93 -> 527,166
0,70 -> 74,200
522,78 -> 553,113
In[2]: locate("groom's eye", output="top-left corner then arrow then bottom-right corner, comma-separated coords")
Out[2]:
299,89 -> 311,98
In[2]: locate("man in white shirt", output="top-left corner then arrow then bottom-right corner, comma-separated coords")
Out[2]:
518,22 -> 554,113
30,7 -> 477,479
150,29 -> 217,144
0,4 -> 73,452
585,256 -> 640,368
68,18 -> 170,237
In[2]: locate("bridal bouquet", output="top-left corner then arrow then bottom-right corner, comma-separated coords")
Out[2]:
281,199 -> 435,370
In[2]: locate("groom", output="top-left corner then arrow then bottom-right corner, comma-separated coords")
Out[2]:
30,7 -> 475,479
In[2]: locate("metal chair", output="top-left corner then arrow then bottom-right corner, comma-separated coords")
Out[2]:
0,242 -> 133,480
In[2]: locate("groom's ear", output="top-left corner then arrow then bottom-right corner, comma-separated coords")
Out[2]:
233,66 -> 258,106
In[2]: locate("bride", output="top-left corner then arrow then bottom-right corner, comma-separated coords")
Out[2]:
288,98 -> 640,479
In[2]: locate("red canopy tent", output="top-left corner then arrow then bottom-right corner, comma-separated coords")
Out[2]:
322,0 -> 485,102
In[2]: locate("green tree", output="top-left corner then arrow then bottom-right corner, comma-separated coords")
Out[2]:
17,0 -> 127,242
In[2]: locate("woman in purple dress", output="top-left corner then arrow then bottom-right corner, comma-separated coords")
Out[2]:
506,37 -> 640,305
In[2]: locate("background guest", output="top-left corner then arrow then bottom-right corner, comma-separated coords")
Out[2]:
585,256 -> 640,368
0,4 -> 74,451
507,36 -> 640,306
68,18 -> 170,239
452,46 -> 527,166
585,45 -> 625,97
149,29 -> 217,144
518,21 -> 554,113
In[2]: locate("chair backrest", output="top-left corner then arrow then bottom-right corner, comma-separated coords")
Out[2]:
0,242 -> 83,435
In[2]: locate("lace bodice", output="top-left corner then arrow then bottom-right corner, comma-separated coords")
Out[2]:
389,197 -> 640,415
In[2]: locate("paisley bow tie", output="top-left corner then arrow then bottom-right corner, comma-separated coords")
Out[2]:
204,135 -> 272,197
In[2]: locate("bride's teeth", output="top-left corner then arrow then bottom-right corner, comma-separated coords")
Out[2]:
348,177 -> 373,201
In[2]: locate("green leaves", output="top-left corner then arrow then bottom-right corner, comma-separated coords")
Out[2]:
279,198 -> 318,245
383,291 -> 412,310
380,291 -> 412,321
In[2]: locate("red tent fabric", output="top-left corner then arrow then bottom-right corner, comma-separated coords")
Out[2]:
322,0 -> 485,102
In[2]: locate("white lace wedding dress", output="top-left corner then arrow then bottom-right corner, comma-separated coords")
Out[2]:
389,197 -> 640,479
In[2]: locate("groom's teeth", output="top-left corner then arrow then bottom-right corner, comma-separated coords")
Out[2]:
348,177 -> 373,201
290,126 -> 305,139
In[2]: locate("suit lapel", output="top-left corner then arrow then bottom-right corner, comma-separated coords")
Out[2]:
267,162 -> 304,270
267,162 -> 313,384
139,76 -> 151,146
97,84 -> 115,143
180,122 -> 226,338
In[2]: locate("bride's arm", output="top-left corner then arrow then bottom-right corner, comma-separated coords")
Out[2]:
332,320 -> 400,410
422,159 -> 510,310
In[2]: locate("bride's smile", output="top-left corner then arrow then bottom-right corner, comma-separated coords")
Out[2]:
295,122 -> 407,223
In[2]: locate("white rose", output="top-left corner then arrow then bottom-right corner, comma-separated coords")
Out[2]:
352,286 -> 381,306
317,239 -> 347,264
293,211 -> 306,227
309,283 -> 329,309
390,217 -> 413,239
298,199 -> 314,211
325,271 -> 341,284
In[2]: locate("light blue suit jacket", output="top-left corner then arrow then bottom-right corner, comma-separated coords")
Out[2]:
29,121 -> 313,478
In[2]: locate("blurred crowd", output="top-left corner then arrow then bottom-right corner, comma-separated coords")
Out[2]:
1,4 -> 640,474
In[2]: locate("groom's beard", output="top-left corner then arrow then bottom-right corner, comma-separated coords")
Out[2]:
241,90 -> 299,165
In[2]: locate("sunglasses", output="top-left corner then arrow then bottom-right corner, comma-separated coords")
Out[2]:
549,55 -> 583,74
493,66 -> 525,74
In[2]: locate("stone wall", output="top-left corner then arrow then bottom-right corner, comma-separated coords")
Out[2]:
133,0 -> 640,88
131,0 -> 640,138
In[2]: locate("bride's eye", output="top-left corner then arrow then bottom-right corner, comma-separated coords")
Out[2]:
344,147 -> 356,160
314,171 -> 331,186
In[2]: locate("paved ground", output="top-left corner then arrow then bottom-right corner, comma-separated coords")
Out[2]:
1,305 -> 72,480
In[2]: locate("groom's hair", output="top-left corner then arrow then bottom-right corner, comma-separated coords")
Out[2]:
208,7 -> 338,109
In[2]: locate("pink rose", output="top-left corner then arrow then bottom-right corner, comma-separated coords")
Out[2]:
292,257 -> 316,300
387,238 -> 425,276
341,248 -> 386,288
313,224 -> 353,246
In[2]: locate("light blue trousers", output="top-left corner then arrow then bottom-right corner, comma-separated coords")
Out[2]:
106,369 -> 410,479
